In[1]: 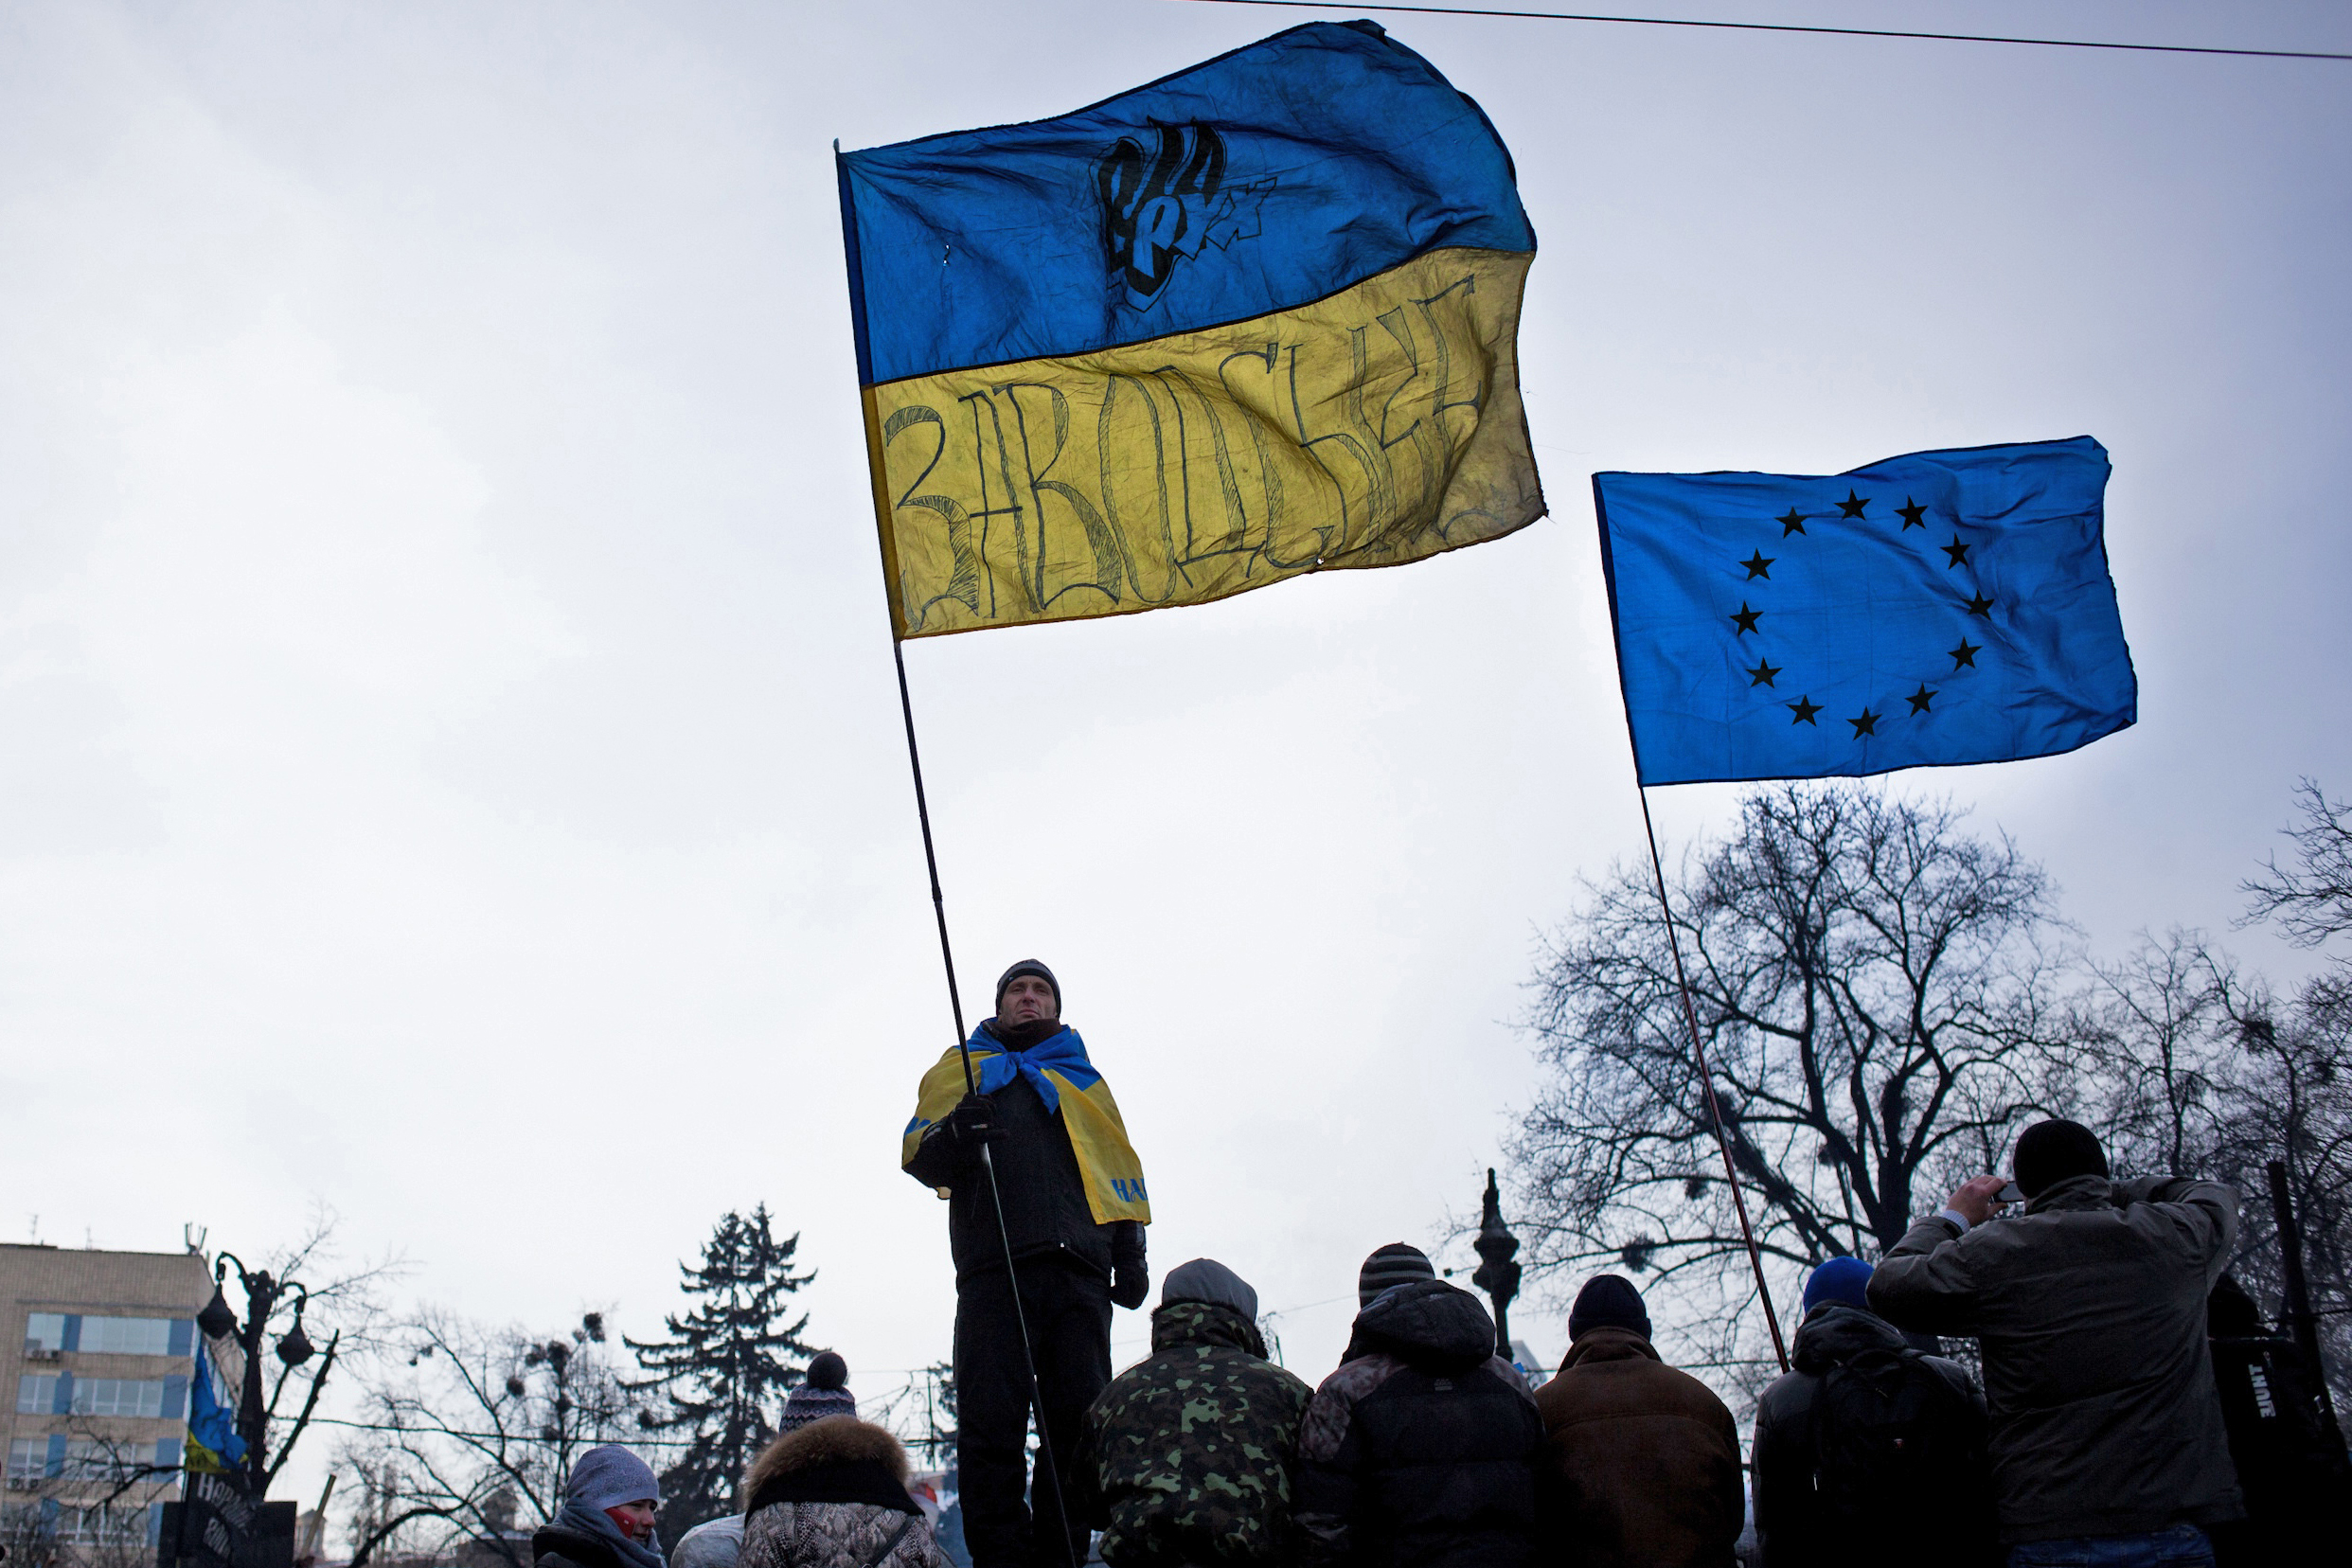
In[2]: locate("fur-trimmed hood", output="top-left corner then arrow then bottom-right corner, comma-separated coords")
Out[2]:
746,1417 -> 909,1494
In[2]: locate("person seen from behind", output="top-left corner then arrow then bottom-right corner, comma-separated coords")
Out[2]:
1072,1258 -> 1312,1567
1868,1119 -> 2243,1567
536,1447 -> 666,1568
1532,1274 -> 1743,1568
1295,1272 -> 1543,1568
1751,1256 -> 1993,1568
737,1351 -> 950,1568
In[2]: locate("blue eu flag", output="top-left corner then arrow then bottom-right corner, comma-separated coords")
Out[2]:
1595,437 -> 2135,785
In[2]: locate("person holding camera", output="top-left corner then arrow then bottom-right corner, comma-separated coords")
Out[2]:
1867,1119 -> 2242,1568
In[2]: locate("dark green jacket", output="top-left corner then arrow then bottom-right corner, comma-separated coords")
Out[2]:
1074,1299 -> 1312,1567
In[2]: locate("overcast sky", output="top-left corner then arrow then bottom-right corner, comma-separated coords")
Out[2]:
3,0 -> 2348,1520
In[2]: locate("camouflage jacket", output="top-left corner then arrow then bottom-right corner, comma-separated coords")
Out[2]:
1075,1299 -> 1313,1567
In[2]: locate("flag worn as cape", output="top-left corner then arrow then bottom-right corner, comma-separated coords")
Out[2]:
838,20 -> 1544,638
1595,436 -> 2135,785
900,1026 -> 1150,1224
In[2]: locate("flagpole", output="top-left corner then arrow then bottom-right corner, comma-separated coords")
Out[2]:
1635,784 -> 1791,1373
879,574 -> 1084,1568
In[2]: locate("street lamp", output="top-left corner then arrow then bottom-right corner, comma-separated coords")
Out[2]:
1470,1167 -> 1522,1363
205,1253 -> 312,1498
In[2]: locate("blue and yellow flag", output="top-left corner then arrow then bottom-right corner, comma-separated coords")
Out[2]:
1595,437 -> 2136,785
902,1027 -> 1150,1224
837,21 -> 1544,638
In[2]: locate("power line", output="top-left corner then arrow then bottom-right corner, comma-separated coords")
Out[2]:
1174,0 -> 2352,62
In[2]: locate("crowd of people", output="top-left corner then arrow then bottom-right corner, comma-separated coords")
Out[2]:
528,960 -> 2345,1568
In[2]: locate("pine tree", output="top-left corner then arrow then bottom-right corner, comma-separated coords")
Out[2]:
624,1205 -> 817,1532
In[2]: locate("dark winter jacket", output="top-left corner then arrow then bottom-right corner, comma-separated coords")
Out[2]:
1750,1303 -> 1993,1568
1533,1325 -> 1743,1568
739,1417 -> 947,1568
1295,1280 -> 1542,1568
901,1022 -> 1147,1288
1869,1174 -> 2244,1544
534,1526 -> 632,1568
1074,1299 -> 1313,1567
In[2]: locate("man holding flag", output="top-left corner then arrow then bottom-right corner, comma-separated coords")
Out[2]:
847,25 -> 1544,1562
902,961 -> 1149,1568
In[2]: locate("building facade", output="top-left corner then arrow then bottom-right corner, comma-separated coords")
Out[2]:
1,1243 -> 214,1563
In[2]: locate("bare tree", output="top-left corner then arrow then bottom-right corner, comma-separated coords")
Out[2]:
1509,784 -> 2076,1371
335,1310 -> 650,1568
2244,778 -> 2352,965
2076,925 -> 2352,1411
202,1204 -> 409,1497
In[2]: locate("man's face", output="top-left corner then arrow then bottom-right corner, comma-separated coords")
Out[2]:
999,973 -> 1059,1026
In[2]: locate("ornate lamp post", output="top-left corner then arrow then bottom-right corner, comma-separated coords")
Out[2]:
1470,1167 -> 1522,1363
198,1254 -> 316,1498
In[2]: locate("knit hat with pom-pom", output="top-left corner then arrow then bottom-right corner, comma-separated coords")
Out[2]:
779,1353 -> 857,1432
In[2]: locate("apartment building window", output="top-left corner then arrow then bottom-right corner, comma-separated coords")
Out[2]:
57,1503 -> 153,1545
22,1315 -> 188,1358
70,1379 -> 166,1418
15,1375 -> 57,1416
6,1438 -> 42,1485
76,1318 -> 177,1357
62,1440 -> 146,1482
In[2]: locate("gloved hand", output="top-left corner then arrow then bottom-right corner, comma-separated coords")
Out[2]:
1111,1260 -> 1149,1310
942,1094 -> 1004,1149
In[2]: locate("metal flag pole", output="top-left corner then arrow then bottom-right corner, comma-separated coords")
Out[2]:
1635,783 -> 1791,1372
885,636 -> 1085,1568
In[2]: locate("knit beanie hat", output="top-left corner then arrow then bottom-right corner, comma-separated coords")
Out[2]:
995,959 -> 1060,1012
1803,1256 -> 1875,1314
1567,1274 -> 1651,1342
2014,1118 -> 2109,1199
566,1445 -> 661,1509
1358,1243 -> 1436,1307
1162,1258 -> 1258,1320
779,1353 -> 856,1432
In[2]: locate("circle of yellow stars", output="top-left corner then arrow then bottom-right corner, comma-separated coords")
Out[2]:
1729,489 -> 1990,739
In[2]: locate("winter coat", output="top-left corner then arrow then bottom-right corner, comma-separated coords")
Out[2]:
1868,1174 -> 2244,1544
1532,1325 -> 1743,1568
1749,1303 -> 1993,1568
534,1525 -> 632,1568
1295,1280 -> 1543,1568
738,1417 -> 948,1568
901,1023 -> 1147,1287
1074,1298 -> 1314,1566
669,1516 -> 743,1568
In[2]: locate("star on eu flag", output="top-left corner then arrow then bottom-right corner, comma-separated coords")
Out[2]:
1593,437 -> 2136,783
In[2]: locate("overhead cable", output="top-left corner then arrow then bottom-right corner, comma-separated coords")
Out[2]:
1176,0 -> 2352,62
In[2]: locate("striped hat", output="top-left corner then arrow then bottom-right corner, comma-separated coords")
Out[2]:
780,1352 -> 857,1432
1358,1243 -> 1436,1307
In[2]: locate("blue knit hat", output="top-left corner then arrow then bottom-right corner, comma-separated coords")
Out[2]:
1803,1256 -> 1874,1314
780,1352 -> 857,1432
566,1445 -> 661,1509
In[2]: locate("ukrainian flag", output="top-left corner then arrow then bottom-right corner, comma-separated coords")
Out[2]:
837,21 -> 1545,638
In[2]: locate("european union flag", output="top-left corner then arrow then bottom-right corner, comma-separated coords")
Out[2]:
1595,437 -> 2135,785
